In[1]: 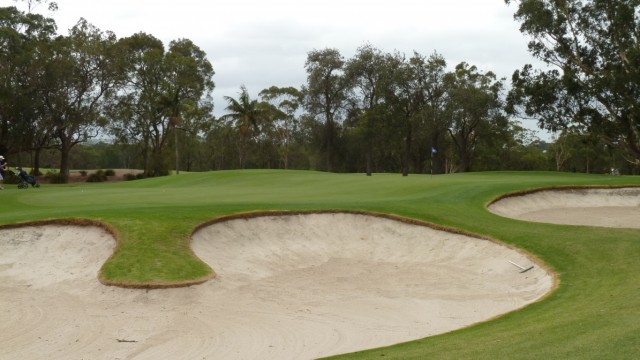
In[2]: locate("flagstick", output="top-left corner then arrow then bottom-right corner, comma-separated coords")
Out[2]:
430,147 -> 436,179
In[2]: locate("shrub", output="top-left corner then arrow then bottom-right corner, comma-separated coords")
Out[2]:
79,170 -> 88,177
104,169 -> 116,176
135,173 -> 145,180
3,171 -> 20,184
86,170 -> 107,183
123,173 -> 137,181
46,172 -> 67,184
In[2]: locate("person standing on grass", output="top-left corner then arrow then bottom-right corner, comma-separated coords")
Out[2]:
0,155 -> 7,190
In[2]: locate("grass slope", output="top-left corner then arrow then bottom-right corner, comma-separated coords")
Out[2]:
1,170 -> 639,358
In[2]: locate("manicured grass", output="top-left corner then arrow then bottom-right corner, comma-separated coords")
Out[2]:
1,170 -> 639,358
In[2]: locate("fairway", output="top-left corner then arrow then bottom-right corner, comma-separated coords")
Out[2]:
0,170 -> 639,359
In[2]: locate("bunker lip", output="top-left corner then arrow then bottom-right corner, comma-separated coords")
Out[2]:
1,212 -> 554,359
487,185 -> 640,228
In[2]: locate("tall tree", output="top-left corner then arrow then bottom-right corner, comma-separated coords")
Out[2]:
304,48 -> 349,172
0,6 -> 56,169
259,86 -> 302,169
40,18 -> 119,181
110,33 -> 214,176
383,52 -> 429,176
506,0 -> 640,165
420,53 -> 449,174
345,44 -> 389,176
109,32 -> 165,175
221,85 -> 263,169
445,62 -> 504,172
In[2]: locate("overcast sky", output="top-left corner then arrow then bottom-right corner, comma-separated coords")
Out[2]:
6,0 -> 552,139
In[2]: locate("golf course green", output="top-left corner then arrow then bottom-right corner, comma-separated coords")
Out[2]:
1,170 -> 639,359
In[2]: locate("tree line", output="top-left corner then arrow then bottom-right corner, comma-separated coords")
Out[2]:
2,2 -> 638,181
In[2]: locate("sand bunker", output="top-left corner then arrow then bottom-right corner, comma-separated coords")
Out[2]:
488,187 -> 640,228
0,213 -> 553,360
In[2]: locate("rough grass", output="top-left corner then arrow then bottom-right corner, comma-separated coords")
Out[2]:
1,170 -> 639,358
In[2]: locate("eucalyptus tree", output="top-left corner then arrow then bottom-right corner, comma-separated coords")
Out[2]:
420,52 -> 449,173
39,19 -> 119,181
304,48 -> 349,172
382,51 -> 430,176
221,85 -> 263,169
162,38 -> 214,174
108,32 -> 162,174
344,44 -> 389,175
110,33 -> 214,176
0,6 -> 56,168
12,0 -> 57,13
472,115 -> 545,171
259,86 -> 302,169
444,62 -> 504,172
506,0 -> 640,165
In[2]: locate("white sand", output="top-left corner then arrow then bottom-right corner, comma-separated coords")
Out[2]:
0,213 -> 553,360
488,187 -> 640,228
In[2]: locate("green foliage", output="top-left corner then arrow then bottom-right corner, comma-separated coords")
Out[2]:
0,6 -> 57,158
3,171 -> 20,184
110,33 -> 215,177
506,0 -> 640,163
44,171 -> 66,184
444,62 -> 504,172
123,173 -> 137,181
85,169 -> 115,182
86,170 -> 106,182
221,86 -> 266,169
304,48 -> 349,172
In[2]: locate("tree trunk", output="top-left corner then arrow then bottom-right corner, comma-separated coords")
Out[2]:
402,122 -> 412,177
325,117 -> 334,172
32,148 -> 42,176
238,134 -> 247,169
366,143 -> 372,176
460,149 -> 472,172
142,134 -> 150,176
150,147 -> 168,176
59,142 -> 71,183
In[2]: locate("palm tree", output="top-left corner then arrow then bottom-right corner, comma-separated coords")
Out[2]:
222,86 -> 263,168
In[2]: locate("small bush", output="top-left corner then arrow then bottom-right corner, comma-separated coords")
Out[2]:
3,171 -> 20,184
123,173 -> 137,181
79,170 -> 88,177
46,172 -> 67,184
104,169 -> 116,176
86,170 -> 107,183
135,173 -> 145,179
